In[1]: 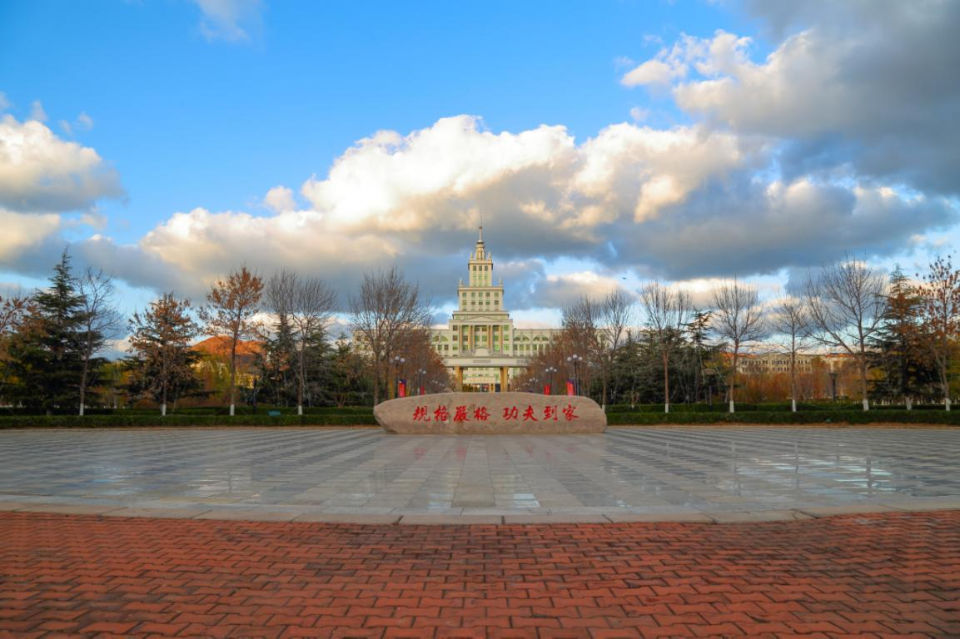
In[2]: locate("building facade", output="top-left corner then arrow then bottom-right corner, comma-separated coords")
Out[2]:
431,229 -> 560,391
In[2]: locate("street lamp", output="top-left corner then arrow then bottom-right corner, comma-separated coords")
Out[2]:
392,355 -> 406,398
566,354 -> 583,396
544,366 -> 557,395
417,368 -> 427,396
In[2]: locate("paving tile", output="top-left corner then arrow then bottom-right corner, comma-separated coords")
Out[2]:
503,513 -> 610,524
707,510 -> 814,523
2,510 -> 957,637
14,503 -> 124,515
398,514 -> 502,525
603,511 -> 714,523
293,513 -> 401,524
798,504 -> 905,518
100,507 -> 212,519
193,509 -> 300,522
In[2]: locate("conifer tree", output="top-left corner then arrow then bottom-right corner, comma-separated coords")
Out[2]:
4,252 -> 87,413
128,293 -> 200,415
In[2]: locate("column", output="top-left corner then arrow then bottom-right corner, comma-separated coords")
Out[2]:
500,366 -> 508,392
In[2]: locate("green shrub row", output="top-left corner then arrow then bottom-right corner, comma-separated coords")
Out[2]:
0,413 -> 377,428
604,402 -> 951,413
606,410 -> 960,426
0,406 -> 375,418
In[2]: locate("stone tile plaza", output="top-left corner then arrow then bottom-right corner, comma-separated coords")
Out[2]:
2,426 -> 959,637
1,427 -> 959,523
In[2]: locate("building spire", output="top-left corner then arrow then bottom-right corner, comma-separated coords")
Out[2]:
478,219 -> 483,244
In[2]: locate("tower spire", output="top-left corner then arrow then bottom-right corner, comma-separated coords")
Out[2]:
478,219 -> 483,244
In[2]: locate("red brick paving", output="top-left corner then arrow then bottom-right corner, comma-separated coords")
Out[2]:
1,511 -> 958,638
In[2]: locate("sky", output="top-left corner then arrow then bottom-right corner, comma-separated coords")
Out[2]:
1,0 -> 959,330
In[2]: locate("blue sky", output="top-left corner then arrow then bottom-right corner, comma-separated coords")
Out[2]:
1,0 -> 958,326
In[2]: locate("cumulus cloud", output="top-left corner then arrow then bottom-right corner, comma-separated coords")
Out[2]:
29,100 -> 47,123
263,185 -> 297,212
192,0 -> 263,43
624,1 -> 960,194
0,115 -> 124,214
51,113 -> 950,310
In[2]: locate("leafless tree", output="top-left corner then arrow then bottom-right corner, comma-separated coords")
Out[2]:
916,255 -> 960,411
712,280 -> 766,413
805,259 -> 887,411
771,294 -> 811,412
200,266 -> 264,416
76,269 -> 122,416
640,282 -> 690,413
349,266 -> 431,404
596,290 -> 633,407
562,296 -> 603,398
268,269 -> 337,415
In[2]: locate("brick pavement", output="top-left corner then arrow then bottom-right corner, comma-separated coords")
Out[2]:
1,510 -> 958,638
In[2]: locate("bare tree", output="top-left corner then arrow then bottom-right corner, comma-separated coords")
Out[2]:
349,266 -> 431,404
597,290 -> 633,407
771,294 -> 810,412
561,296 -> 602,398
129,293 -> 199,415
712,280 -> 766,413
200,266 -> 264,416
76,269 -> 122,416
805,260 -> 886,411
916,255 -> 960,411
268,269 -> 337,415
640,282 -> 690,414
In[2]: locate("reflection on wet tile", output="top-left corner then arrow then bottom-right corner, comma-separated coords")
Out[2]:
0,427 -> 957,514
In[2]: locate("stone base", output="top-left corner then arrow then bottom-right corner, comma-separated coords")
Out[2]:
374,391 -> 606,434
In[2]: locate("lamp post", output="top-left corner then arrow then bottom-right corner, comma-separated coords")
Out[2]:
544,366 -> 557,395
392,355 -> 406,398
566,354 -> 582,396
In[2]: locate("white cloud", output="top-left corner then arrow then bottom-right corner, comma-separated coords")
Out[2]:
0,93 -> 10,112
263,185 -> 297,212
0,114 -> 124,213
0,208 -> 61,263
625,2 -> 960,194
192,0 -> 263,43
76,112 -> 94,131
28,100 -> 47,122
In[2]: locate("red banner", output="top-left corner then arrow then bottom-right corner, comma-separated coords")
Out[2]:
543,384 -> 551,395
398,381 -> 406,398
566,380 -> 575,396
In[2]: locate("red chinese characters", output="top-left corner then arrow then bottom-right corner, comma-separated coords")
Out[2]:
543,405 -> 558,421
473,406 -> 490,421
562,404 -> 578,421
434,405 -> 449,422
412,406 -> 430,421
503,406 -> 519,421
522,405 -> 538,421
453,405 -> 469,423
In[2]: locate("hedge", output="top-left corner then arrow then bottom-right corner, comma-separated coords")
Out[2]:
604,402 -> 952,413
0,413 -> 377,428
606,410 -> 960,426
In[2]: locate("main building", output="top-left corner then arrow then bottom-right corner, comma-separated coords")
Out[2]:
431,229 -> 560,391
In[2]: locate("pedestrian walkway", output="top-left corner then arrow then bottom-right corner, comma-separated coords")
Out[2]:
0,427 -> 957,522
2,509 -> 957,637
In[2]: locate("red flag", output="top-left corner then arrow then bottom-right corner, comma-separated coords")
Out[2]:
398,381 -> 406,398
543,384 -> 551,395
566,380 -> 575,396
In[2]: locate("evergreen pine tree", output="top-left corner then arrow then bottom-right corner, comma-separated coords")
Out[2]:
4,251 -> 87,413
868,267 -> 936,407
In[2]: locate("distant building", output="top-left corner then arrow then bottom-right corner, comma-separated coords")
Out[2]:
430,229 -> 560,391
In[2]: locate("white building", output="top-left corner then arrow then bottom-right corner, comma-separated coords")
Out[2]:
431,229 -> 560,391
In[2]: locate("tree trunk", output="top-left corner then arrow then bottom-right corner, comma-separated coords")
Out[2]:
298,340 -> 305,417
229,338 -> 238,417
79,351 -> 90,417
662,350 -> 670,414
860,358 -> 869,411
729,350 -> 737,413
790,348 -> 797,412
